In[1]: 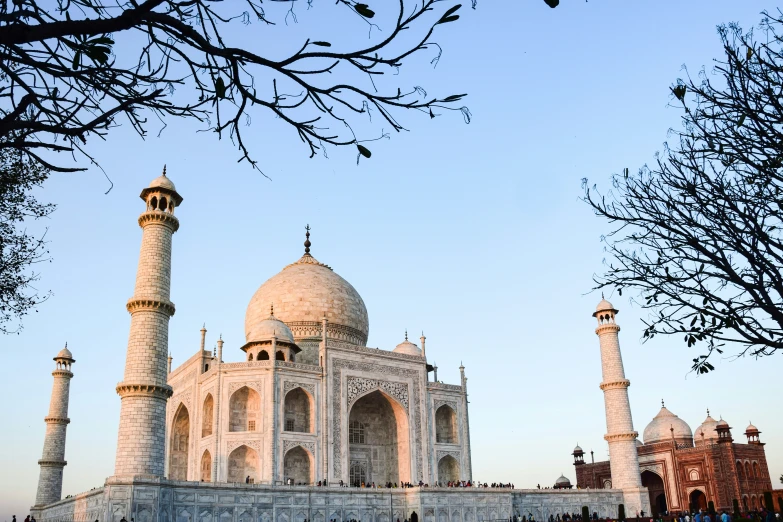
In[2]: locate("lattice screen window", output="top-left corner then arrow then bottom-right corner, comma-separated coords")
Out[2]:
285,419 -> 295,432
248,420 -> 256,431
350,462 -> 367,486
349,421 -> 365,444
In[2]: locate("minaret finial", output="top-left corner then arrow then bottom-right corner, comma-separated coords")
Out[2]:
304,224 -> 311,255
270,303 -> 274,316
162,164 -> 167,177
602,291 -> 604,299
707,408 -> 710,416
405,329 -> 408,341
661,399 -> 665,408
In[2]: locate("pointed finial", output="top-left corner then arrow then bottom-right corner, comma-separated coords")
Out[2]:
662,399 -> 665,408
219,333 -> 223,341
270,303 -> 274,316
162,164 -> 167,177
304,224 -> 311,255
707,408 -> 710,416
64,341 -> 68,348
405,329 -> 408,341
602,291 -> 604,299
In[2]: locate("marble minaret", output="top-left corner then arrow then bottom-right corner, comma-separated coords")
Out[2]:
114,168 -> 183,477
34,345 -> 75,507
593,299 -> 650,515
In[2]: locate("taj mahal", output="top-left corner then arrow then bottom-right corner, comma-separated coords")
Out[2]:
30,169 -> 671,522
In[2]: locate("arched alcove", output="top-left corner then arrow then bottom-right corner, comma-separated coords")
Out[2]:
258,350 -> 269,361
284,446 -> 313,485
284,388 -> 313,433
435,405 -> 458,444
276,350 -> 285,361
437,455 -> 459,483
642,471 -> 666,514
752,461 -> 760,478
348,390 -> 410,485
229,386 -> 261,432
227,445 -> 260,483
201,450 -> 212,482
169,404 -> 190,480
690,490 -> 707,512
202,394 -> 214,437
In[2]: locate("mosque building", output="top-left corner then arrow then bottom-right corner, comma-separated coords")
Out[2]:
571,306 -> 775,516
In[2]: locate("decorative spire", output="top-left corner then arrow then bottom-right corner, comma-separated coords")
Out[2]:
304,224 -> 311,255
707,408 -> 710,417
270,303 -> 275,317
661,398 -> 665,408
162,164 -> 167,177
405,329 -> 408,341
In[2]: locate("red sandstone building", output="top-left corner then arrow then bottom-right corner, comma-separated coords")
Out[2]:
573,404 -> 774,515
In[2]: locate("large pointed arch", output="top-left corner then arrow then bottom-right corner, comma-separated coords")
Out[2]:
437,454 -> 460,483
347,389 -> 410,484
435,404 -> 458,444
227,444 -> 260,483
169,403 -> 190,480
283,445 -> 314,485
284,387 -> 314,433
229,386 -> 261,432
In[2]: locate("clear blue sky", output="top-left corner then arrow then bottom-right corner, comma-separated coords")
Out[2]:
2,0 -> 781,518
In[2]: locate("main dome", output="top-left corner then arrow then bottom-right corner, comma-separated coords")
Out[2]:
643,405 -> 693,446
245,251 -> 369,347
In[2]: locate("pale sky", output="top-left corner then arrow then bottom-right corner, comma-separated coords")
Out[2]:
2,1 -> 781,519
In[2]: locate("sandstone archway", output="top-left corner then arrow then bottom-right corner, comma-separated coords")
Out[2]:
169,403 -> 190,480
690,490 -> 707,512
348,389 -> 410,485
228,445 -> 260,483
201,450 -> 212,482
435,405 -> 458,444
284,388 -> 313,433
202,394 -> 214,437
229,386 -> 260,432
284,446 -> 313,485
437,455 -> 460,483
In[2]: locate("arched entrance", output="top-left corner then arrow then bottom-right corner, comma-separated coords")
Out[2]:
435,405 -> 458,444
200,450 -> 212,482
348,390 -> 410,485
437,455 -> 460,483
284,388 -> 313,433
228,386 -> 261,432
284,446 -> 313,485
690,490 -> 708,512
228,445 -> 260,483
169,403 -> 190,480
641,471 -> 666,514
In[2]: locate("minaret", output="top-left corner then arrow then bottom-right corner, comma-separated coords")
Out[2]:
593,298 -> 649,515
34,345 -> 75,507
114,167 -> 182,477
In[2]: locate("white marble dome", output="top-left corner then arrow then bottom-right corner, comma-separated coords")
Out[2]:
695,413 -> 720,445
393,337 -> 422,356
555,475 -> 571,486
245,252 -> 369,346
643,405 -> 693,445
595,298 -> 616,312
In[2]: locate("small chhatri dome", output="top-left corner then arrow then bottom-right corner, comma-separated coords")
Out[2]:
573,444 -> 583,453
555,474 -> 571,486
695,410 -> 720,445
716,418 -> 729,428
393,330 -> 422,356
245,305 -> 295,344
643,404 -> 693,445
746,422 -> 759,433
54,343 -> 74,361
593,296 -> 619,317
148,165 -> 176,191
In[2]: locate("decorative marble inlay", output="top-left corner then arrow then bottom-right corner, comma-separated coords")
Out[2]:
282,440 -> 315,456
226,440 -> 262,454
283,381 -> 316,397
346,377 -> 409,410
434,399 -> 458,413
436,450 -> 461,463
228,381 -> 263,396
